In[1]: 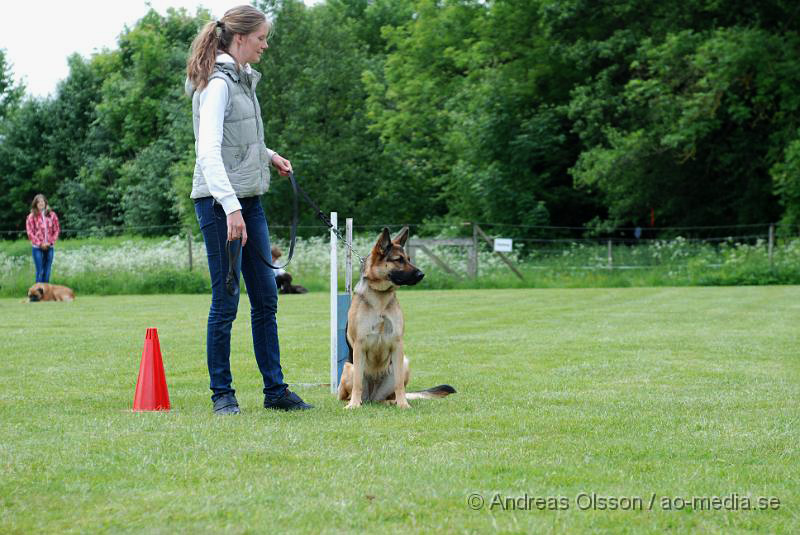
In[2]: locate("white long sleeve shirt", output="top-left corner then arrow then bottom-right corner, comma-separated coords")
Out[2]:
196,53 -> 276,215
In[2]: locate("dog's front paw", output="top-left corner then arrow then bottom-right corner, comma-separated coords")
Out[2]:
345,401 -> 362,409
396,400 -> 411,409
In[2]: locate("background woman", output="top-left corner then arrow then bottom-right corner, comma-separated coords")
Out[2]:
25,193 -> 60,284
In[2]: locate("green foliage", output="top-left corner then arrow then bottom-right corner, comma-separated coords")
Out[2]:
59,156 -> 122,234
255,0 -> 415,230
0,48 -> 24,119
89,8 -> 203,232
772,131 -> 800,226
48,55 -> 105,181
117,139 -> 182,234
365,0 -> 602,239
364,0 -> 482,223
0,99 -> 60,230
0,1 -> 799,241
555,2 -> 800,228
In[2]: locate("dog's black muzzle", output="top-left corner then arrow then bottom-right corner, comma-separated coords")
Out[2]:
389,269 -> 425,286
28,295 -> 40,302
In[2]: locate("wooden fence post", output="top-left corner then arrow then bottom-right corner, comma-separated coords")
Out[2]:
187,228 -> 193,271
768,224 -> 775,268
607,240 -> 613,270
468,223 -> 478,278
417,244 -> 460,277
473,224 -> 524,280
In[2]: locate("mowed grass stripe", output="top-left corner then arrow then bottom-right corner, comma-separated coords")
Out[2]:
1,287 -> 797,534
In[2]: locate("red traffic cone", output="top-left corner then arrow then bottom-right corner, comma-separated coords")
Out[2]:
133,328 -> 171,411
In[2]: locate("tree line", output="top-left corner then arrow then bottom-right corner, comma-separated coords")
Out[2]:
0,0 -> 798,242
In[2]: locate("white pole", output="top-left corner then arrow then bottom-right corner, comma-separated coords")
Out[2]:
330,211 -> 338,393
345,218 -> 353,294
768,223 -> 775,268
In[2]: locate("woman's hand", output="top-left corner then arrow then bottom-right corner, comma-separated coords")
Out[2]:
41,243 -> 50,251
271,153 -> 293,176
227,210 -> 247,247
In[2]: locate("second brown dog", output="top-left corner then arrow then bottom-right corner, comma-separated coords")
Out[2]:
26,283 -> 75,302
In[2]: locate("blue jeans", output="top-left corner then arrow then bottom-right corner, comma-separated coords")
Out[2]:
32,246 -> 54,283
194,196 -> 288,402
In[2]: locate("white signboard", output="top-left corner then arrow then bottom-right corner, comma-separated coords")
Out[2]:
493,238 -> 513,253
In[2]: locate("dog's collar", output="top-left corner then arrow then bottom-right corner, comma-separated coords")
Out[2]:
364,277 -> 394,293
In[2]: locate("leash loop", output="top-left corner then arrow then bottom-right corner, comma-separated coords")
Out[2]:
225,170 -> 365,296
225,238 -> 241,296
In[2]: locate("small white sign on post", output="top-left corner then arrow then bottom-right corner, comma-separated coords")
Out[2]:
494,238 -> 513,253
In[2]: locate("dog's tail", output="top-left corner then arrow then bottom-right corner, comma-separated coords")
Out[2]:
405,384 -> 456,401
346,322 -> 354,363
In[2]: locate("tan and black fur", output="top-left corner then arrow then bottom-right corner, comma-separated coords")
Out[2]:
337,227 -> 455,408
26,283 -> 75,302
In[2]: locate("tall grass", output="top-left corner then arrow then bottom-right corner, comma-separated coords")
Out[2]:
1,234 -> 799,297
0,236 -> 210,296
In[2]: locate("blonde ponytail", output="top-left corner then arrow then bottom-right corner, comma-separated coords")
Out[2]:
187,21 -> 221,91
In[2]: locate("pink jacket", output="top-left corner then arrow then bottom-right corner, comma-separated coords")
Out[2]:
26,211 -> 60,247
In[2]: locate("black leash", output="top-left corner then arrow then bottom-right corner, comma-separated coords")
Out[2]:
225,171 -> 364,296
292,173 -> 366,266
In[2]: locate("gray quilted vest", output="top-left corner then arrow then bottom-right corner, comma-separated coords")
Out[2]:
188,62 -> 270,199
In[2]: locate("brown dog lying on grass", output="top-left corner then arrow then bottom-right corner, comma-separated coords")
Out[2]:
26,283 -> 75,302
337,227 -> 455,408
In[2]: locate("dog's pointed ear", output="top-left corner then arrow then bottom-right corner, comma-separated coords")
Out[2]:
373,227 -> 393,257
393,226 -> 409,247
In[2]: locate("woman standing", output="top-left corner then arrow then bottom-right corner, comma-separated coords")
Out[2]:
186,5 -> 312,414
25,194 -> 60,284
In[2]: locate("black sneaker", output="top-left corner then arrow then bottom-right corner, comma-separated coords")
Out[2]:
213,393 -> 240,415
264,389 -> 313,411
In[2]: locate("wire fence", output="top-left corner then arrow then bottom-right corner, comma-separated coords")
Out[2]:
2,221 -> 799,277
3,220 -> 797,237
2,220 -> 797,243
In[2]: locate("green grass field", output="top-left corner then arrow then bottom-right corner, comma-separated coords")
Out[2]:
1,287 -> 798,534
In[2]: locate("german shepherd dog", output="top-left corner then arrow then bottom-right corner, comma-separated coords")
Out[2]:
338,227 -> 455,408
